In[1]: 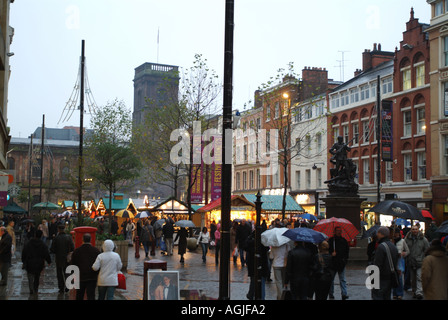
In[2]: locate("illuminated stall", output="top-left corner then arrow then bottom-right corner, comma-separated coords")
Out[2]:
149,197 -> 197,223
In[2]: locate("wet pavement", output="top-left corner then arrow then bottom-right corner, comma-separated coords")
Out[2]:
0,242 -> 417,301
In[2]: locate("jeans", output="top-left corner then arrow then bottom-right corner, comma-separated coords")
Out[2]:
410,267 -> 423,296
165,238 -> 173,255
238,248 -> 246,266
97,286 -> 115,300
273,267 -> 286,300
200,243 -> 208,262
329,267 -> 348,297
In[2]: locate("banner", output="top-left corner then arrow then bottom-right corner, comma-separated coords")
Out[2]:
211,163 -> 222,202
381,100 -> 393,162
190,164 -> 203,204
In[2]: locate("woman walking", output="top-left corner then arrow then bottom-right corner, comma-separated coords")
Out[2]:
197,227 -> 210,264
175,227 -> 188,264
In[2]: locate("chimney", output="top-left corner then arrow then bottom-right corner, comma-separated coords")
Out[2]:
354,69 -> 362,77
362,44 -> 394,71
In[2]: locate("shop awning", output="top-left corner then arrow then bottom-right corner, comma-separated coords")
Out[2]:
3,201 -> 27,214
196,195 -> 255,213
242,194 -> 304,213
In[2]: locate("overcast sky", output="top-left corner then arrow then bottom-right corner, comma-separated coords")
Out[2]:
7,0 -> 431,138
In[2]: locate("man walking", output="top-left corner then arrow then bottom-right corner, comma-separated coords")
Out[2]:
236,219 -> 251,267
405,225 -> 429,299
328,226 -> 349,300
0,226 -> 12,286
70,233 -> 100,300
50,224 -> 74,293
372,226 -> 399,300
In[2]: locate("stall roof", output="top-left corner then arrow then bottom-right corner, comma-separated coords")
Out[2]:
242,194 -> 304,213
150,197 -> 196,215
196,195 -> 255,213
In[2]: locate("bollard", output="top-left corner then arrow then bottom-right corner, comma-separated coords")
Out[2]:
143,259 -> 167,300
135,236 -> 140,258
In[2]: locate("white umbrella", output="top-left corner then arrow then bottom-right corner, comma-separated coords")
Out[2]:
174,220 -> 196,228
261,227 -> 292,247
135,211 -> 153,219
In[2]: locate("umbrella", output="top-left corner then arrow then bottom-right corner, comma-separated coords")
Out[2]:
313,217 -> 359,242
154,219 -> 167,230
296,213 -> 318,222
115,209 -> 134,219
3,202 -> 27,214
421,210 -> 434,220
135,211 -> 153,219
261,227 -> 291,247
174,220 -> 196,228
33,201 -> 61,210
282,227 -> 328,244
20,219 -> 35,225
361,225 -> 381,239
393,218 -> 411,227
368,200 -> 425,221
436,221 -> 448,235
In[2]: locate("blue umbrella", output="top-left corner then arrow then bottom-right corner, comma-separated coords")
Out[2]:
394,218 -> 411,226
282,227 -> 328,243
297,213 -> 318,222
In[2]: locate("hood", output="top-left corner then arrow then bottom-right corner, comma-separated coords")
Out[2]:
405,231 -> 424,240
426,245 -> 447,258
102,239 -> 115,252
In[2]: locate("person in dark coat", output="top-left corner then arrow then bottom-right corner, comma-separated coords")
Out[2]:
175,227 -> 188,263
162,221 -> 175,256
285,241 -> 318,300
372,226 -> 399,300
235,219 -> 252,267
328,226 -> 350,300
245,231 -> 270,300
48,217 -> 59,248
314,241 -> 335,300
110,217 -> 119,235
69,233 -> 100,300
0,226 -> 12,286
50,224 -> 74,293
21,229 -> 51,295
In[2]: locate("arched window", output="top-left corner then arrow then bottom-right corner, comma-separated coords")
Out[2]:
60,160 -> 70,181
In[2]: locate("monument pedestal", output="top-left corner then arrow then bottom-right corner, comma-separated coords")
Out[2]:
322,196 -> 366,231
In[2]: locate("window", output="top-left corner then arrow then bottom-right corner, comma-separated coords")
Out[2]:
374,158 -> 378,184
296,171 -> 301,190
382,77 -> 393,94
417,152 -> 426,180
371,82 -> 377,97
436,1 -> 444,16
416,64 -> 425,87
316,133 -> 322,152
274,102 -> 280,119
316,168 -> 322,188
404,154 -> 412,181
353,123 -> 359,144
243,144 -> 248,162
294,107 -> 302,123
350,88 -> 359,103
274,170 -> 280,187
256,118 -> 261,131
353,160 -> 359,183
444,135 -> 448,174
256,169 -> 261,189
404,111 -> 412,136
295,138 -> 301,155
266,131 -> 270,153
416,108 -> 426,134
7,157 -> 15,170
331,96 -> 340,109
266,105 -> 271,121
340,91 -> 349,106
304,105 -> 312,120
363,159 -> 370,184
249,170 -> 254,189
334,127 -> 340,143
243,171 -> 247,190
316,100 -> 324,116
60,160 -> 70,181
305,135 -> 311,156
236,172 -> 240,190
362,120 -> 370,143
32,158 -> 42,179
305,169 -> 311,189
360,85 -> 370,100
403,68 -> 411,90
342,125 -> 349,143
385,161 -> 393,183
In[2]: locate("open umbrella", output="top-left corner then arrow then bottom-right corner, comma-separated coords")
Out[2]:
368,200 -> 425,221
115,209 -> 134,219
135,211 -> 153,219
313,217 -> 359,242
361,224 -> 381,239
421,210 -> 434,220
283,227 -> 328,244
393,218 -> 411,227
33,201 -> 61,210
296,213 -> 318,222
436,220 -> 448,235
3,202 -> 27,215
174,220 -> 196,228
154,219 -> 167,230
261,227 -> 291,247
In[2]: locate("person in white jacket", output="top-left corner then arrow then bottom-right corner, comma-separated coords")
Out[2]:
92,239 -> 123,300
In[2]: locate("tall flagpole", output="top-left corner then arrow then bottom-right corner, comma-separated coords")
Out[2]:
78,40 -> 85,222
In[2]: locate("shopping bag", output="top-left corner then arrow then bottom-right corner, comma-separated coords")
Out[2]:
117,272 -> 126,290
160,239 -> 167,252
281,289 -> 292,300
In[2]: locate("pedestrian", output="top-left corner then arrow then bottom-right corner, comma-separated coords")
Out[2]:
230,221 -> 238,265
236,219 -> 251,267
5,220 -> 16,255
392,229 -> 409,300
70,233 -> 100,300
314,241 -> 335,300
270,234 -> 290,299
126,220 -> 135,245
50,224 -> 74,293
155,224 -> 163,249
175,227 -> 188,264
24,221 -> 35,247
404,225 -> 429,299
421,239 -> 448,300
140,220 -> 155,259
210,220 -> 217,242
328,226 -> 349,300
367,234 -> 378,266
48,217 -> 58,248
371,226 -> 399,300
21,229 -> 51,295
284,240 -> 317,300
214,224 -> 221,265
38,219 -> 49,245
197,227 -> 210,263
92,239 -> 123,300
110,217 -> 119,235
162,220 -> 175,256
246,231 -> 269,300
0,226 -> 13,286
425,221 -> 438,243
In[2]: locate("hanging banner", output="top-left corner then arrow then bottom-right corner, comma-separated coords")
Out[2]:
381,100 -> 393,162
190,164 -> 203,204
0,175 -> 8,206
211,163 -> 222,202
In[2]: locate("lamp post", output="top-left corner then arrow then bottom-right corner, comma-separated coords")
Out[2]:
254,191 -> 263,300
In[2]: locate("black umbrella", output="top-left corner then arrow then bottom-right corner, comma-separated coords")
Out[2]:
361,225 -> 381,239
436,220 -> 448,235
368,200 -> 425,221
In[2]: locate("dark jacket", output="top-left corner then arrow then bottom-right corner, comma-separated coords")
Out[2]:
0,233 -> 12,263
175,228 -> 188,255
246,232 -> 270,278
328,235 -> 349,272
162,222 -> 175,239
285,244 -> 318,285
70,243 -> 100,282
236,222 -> 251,250
21,238 -> 51,273
48,222 -> 58,240
50,232 -> 75,265
373,237 -> 399,280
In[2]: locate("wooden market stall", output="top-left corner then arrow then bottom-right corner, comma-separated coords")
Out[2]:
149,197 -> 198,224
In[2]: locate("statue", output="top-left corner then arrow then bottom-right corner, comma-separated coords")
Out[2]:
325,136 -> 358,195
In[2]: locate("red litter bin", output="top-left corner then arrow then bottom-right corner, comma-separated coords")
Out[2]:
73,226 -> 98,249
